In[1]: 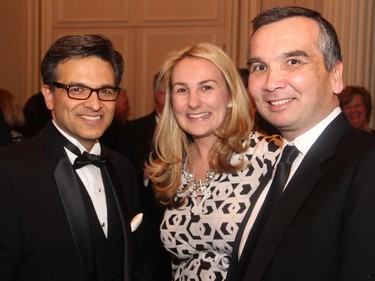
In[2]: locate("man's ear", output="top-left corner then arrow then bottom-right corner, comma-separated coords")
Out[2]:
41,85 -> 54,110
332,61 -> 344,95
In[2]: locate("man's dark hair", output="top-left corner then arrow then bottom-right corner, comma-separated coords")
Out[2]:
250,6 -> 342,70
41,34 -> 124,86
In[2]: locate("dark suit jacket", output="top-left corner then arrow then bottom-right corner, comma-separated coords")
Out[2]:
117,110 -> 172,281
100,118 -> 125,150
117,110 -> 157,183
0,110 -> 12,147
0,122 -> 151,281
232,113 -> 375,281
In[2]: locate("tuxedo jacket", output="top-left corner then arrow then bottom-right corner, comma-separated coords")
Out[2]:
0,122 -> 151,281
232,113 -> 375,281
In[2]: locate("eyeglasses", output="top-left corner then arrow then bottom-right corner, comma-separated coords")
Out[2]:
52,82 -> 120,101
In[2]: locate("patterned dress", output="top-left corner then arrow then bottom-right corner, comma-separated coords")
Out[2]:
161,132 -> 282,280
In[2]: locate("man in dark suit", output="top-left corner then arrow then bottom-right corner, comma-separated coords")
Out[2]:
228,6 -> 375,281
117,72 -> 165,176
0,34 -> 151,281
117,72 -> 171,281
100,88 -> 131,150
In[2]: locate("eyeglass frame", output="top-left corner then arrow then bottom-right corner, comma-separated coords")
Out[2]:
51,81 -> 121,101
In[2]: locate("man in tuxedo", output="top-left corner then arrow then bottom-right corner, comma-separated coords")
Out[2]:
228,6 -> 375,281
0,34 -> 151,281
117,72 -> 171,281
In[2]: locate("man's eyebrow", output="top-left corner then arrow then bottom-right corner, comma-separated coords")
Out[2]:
247,50 -> 309,65
281,50 -> 309,59
66,82 -> 115,88
247,57 -> 263,65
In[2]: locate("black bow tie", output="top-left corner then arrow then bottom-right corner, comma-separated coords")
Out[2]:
73,151 -> 109,169
55,127 -> 109,170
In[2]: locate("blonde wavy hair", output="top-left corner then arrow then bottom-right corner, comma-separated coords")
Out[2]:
146,42 -> 254,208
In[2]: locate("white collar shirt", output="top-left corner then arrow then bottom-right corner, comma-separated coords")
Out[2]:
283,106 -> 342,184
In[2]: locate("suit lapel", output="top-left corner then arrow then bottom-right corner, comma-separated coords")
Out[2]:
39,122 -> 96,280
242,113 -> 351,281
244,157 -> 322,280
54,152 -> 96,281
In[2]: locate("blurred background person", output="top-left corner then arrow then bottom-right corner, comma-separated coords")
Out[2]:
114,88 -> 131,124
118,72 -> 165,184
0,109 -> 12,146
22,92 -> 51,139
0,88 -> 24,143
100,88 -> 131,149
116,72 -> 169,281
339,85 -> 374,133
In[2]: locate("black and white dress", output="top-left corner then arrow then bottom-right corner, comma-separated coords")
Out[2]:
161,132 -> 282,280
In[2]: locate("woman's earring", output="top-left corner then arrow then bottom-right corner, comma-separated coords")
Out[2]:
227,102 -> 233,108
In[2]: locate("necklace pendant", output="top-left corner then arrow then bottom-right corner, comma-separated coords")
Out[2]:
185,169 -> 216,192
195,179 -> 206,192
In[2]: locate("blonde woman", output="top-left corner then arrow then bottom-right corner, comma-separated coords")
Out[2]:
146,43 -> 281,280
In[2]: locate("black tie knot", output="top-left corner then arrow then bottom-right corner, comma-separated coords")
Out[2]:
279,144 -> 300,166
271,144 -> 300,198
73,151 -> 109,169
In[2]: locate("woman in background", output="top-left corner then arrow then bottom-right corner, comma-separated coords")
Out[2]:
339,85 -> 374,133
0,88 -> 24,143
146,42 -> 281,280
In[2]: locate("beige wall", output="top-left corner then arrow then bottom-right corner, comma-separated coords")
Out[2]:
0,0 -> 26,103
259,0 -> 323,12
38,0 -> 233,119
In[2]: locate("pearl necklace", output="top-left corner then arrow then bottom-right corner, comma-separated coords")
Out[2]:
185,169 -> 216,192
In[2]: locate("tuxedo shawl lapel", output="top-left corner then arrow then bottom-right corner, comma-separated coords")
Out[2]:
242,113 -> 351,281
54,157 -> 96,281
41,122 -> 96,281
